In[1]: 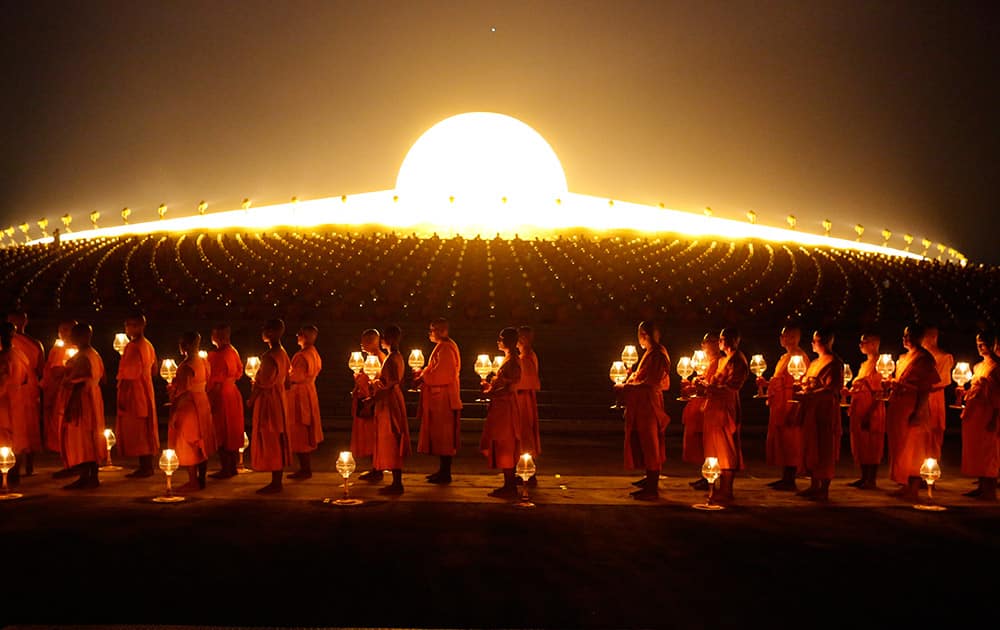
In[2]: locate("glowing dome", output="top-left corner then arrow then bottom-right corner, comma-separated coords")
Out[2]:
394,112 -> 568,205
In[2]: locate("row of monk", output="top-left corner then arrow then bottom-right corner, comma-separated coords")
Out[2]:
618,321 -> 998,502
0,313 -> 541,498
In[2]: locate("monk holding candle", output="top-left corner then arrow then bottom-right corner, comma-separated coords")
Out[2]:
7,312 -> 44,477
247,319 -> 291,494
59,324 -> 106,490
354,329 -> 385,482
960,331 -> 999,501
617,321 -> 671,501
167,332 -> 216,492
515,326 -> 541,486
287,325 -> 323,480
0,324 -> 28,479
43,320 -> 77,462
701,328 -> 748,504
923,326 -> 954,460
793,329 -> 844,501
847,332 -> 886,489
480,327 -> 523,498
207,324 -> 245,479
117,314 -> 158,478
759,325 -> 810,491
683,332 -> 720,491
370,325 -> 410,494
414,318 -> 462,484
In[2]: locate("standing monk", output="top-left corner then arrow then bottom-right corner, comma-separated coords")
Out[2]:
848,333 -> 886,489
960,331 -> 999,501
0,324 -> 28,482
43,320 -> 77,459
370,325 -> 410,494
7,312 -> 44,477
117,314 -> 158,478
207,324 -> 245,479
885,324 -> 940,501
247,319 -> 291,494
480,327 -> 523,498
794,329 -> 844,501
59,324 -> 107,490
617,321 -> 671,501
701,328 -> 749,504
682,332 -> 720,490
759,325 -> 810,491
167,332 -> 216,492
923,326 -> 954,460
414,318 -> 462,484
354,329 -> 386,482
287,325 -> 323,480
515,326 -> 541,486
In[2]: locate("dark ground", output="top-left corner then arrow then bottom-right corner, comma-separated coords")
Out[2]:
2,416 -> 998,629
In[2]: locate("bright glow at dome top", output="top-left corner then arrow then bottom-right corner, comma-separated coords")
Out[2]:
395,112 -> 568,205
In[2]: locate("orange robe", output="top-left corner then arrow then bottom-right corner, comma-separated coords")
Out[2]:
250,346 -> 291,472
372,351 -> 411,470
515,349 -> 542,456
207,345 -> 245,451
42,343 -> 73,453
480,355 -> 522,469
622,344 -> 671,471
960,360 -> 1000,478
765,351 -> 810,468
701,351 -> 748,470
12,333 -> 43,453
928,349 -> 953,459
798,355 -> 844,480
287,346 -> 323,453
848,359 -> 885,465
887,348 -> 940,485
417,338 -> 462,456
60,347 -> 107,468
349,351 -> 384,458
167,356 -> 216,466
0,349 -> 28,452
681,358 -> 719,464
116,337 -> 158,457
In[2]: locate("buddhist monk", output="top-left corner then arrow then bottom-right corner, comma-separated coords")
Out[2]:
167,332 -> 216,492
960,331 -> 999,501
515,325 -> 541,486
247,319 -> 291,494
682,332 -> 720,491
759,325 -> 810,491
43,319 -> 78,478
207,324 -> 245,479
701,328 -> 748,504
793,329 -> 844,501
59,324 -> 106,490
287,325 -> 323,479
616,321 -> 671,500
885,324 -> 940,501
0,323 -> 29,486
847,332 -> 886,489
414,318 -> 462,484
923,326 -> 954,460
354,329 -> 385,482
480,327 -> 523,498
7,312 -> 44,477
370,325 -> 411,494
117,314 -> 158,478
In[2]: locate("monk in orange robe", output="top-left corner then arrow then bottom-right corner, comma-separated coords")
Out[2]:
480,327 -> 523,499
759,325 -> 810,491
287,325 -> 323,480
247,319 -> 291,494
848,332 -> 886,489
885,324 -> 940,501
43,320 -> 76,454
59,324 -> 107,490
116,315 -> 158,478
793,329 -> 844,501
960,331 -> 999,501
207,324 -> 245,479
923,326 -> 954,460
682,332 -> 720,491
354,329 -> 386,482
167,332 -> 216,492
7,312 -> 44,477
0,323 -> 29,486
515,326 -> 541,486
370,325 -> 411,494
701,328 -> 749,503
414,318 -> 462,484
617,321 -> 671,500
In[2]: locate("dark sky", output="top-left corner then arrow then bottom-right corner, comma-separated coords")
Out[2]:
2,0 -> 997,261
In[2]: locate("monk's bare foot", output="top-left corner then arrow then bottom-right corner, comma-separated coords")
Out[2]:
689,478 -> 710,491
488,486 -> 518,499
766,479 -> 784,488
378,484 -> 404,495
427,473 -> 452,484
256,483 -> 282,494
796,486 -> 817,498
963,487 -> 982,498
359,470 -> 383,482
847,478 -> 865,488
63,477 -> 99,490
771,481 -> 797,491
631,487 -> 659,501
859,480 -> 878,490
125,468 -> 153,479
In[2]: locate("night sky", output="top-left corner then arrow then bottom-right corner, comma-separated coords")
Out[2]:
2,0 -> 997,261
